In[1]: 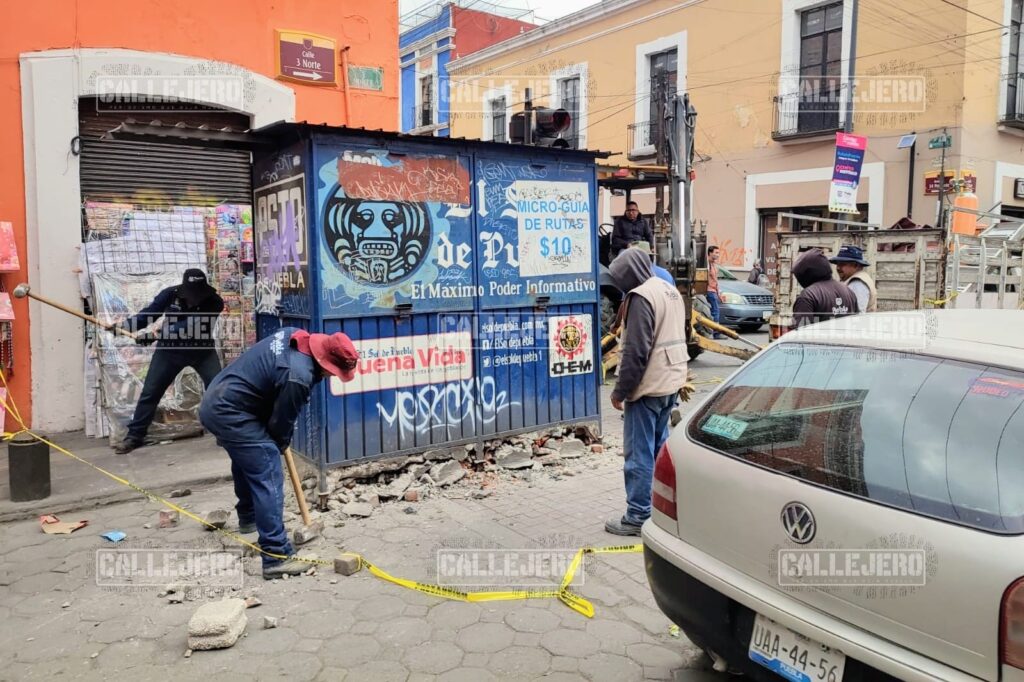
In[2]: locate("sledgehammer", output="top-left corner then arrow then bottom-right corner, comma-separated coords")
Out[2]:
12,283 -> 136,339
284,447 -> 321,546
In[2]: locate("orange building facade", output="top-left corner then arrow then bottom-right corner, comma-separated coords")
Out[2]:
1,0 -> 398,431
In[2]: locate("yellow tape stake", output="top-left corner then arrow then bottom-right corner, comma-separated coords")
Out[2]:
0,370 -> 644,615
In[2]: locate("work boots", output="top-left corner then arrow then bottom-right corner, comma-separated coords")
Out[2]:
113,437 -> 146,455
262,558 -> 309,580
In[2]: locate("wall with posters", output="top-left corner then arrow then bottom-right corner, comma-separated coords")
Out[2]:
254,125 -> 602,467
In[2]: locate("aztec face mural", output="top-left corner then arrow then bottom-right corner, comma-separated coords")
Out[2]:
322,195 -> 432,287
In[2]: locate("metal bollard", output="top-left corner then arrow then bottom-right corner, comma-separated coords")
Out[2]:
7,433 -> 51,502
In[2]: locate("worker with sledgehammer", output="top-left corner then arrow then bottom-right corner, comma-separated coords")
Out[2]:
199,326 -> 358,579
114,269 -> 225,454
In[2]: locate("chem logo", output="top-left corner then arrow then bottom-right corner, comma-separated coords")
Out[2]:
549,314 -> 594,378
323,190 -> 432,286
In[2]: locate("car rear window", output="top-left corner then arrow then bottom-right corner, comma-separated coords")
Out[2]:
688,343 -> 1024,533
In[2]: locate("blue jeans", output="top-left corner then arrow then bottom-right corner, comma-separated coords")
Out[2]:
706,291 -> 721,325
623,393 -> 676,525
221,440 -> 293,567
127,348 -> 221,441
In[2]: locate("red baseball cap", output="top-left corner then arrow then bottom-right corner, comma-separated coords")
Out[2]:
309,332 -> 359,382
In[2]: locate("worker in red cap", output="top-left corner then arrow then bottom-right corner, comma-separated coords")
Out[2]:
199,326 -> 358,579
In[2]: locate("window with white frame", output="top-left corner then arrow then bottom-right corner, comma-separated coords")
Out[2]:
647,49 -> 677,153
419,76 -> 434,127
1006,0 -> 1024,121
490,96 -> 507,143
558,77 -> 581,148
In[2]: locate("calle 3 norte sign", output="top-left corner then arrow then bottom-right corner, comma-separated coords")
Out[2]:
276,30 -> 337,86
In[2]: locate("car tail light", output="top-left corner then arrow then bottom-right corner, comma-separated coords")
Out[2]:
652,442 -> 676,520
1001,577 -> 1024,669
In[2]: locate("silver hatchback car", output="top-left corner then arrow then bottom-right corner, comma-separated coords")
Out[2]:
643,310 -> 1024,682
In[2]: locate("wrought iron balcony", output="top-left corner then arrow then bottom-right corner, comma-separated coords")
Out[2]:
999,72 -> 1024,128
627,120 -> 668,160
407,105 -> 434,130
772,90 -> 842,140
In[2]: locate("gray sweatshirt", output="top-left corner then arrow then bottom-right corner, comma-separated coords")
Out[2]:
609,250 -> 657,403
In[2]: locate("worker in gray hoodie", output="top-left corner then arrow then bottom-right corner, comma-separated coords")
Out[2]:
791,247 -> 858,328
606,249 -> 688,536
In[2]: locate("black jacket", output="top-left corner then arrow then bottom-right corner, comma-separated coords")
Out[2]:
611,215 -> 654,255
121,286 -> 224,348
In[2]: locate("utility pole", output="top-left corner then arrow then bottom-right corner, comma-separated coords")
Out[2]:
843,0 -> 859,133
524,88 -> 534,147
938,126 -> 947,228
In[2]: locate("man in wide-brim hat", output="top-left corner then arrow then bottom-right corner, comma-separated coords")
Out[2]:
199,326 -> 359,579
829,245 -> 876,313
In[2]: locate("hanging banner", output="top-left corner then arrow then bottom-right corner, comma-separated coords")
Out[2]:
828,133 -> 868,214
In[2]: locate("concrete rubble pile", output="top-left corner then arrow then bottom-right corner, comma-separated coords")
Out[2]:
290,424 -> 619,521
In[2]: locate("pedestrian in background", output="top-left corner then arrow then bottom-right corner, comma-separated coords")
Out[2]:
199,327 -> 359,579
605,249 -> 688,536
830,245 -> 877,313
791,248 -> 858,328
114,269 -> 224,454
611,201 -> 655,258
706,245 -> 723,338
747,259 -> 764,284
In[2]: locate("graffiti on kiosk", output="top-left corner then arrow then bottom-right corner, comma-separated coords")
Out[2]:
323,195 -> 432,286
254,172 -> 308,314
317,149 -> 476,314
337,154 -> 471,205
254,279 -> 282,315
377,376 -> 520,438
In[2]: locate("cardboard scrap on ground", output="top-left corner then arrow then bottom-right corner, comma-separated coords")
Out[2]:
40,515 -> 88,534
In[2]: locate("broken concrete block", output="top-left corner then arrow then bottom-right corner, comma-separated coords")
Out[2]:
263,616 -> 278,629
168,593 -> 185,604
292,519 -> 324,546
534,454 -> 563,466
430,460 -> 466,486
169,488 -> 191,498
496,447 -> 533,470
342,502 -> 373,518
590,444 -> 604,454
403,488 -> 420,502
471,490 -> 492,499
423,448 -> 453,461
158,511 -> 180,528
333,555 -> 361,576
360,492 -> 380,507
554,437 -> 587,458
203,509 -> 231,531
187,599 -> 247,650
383,473 -> 412,498
327,499 -> 343,512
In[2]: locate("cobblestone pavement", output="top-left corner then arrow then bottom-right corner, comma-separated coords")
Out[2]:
0,344 -> 756,681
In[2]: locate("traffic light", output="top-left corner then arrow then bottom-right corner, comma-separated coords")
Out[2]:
509,107 -> 572,147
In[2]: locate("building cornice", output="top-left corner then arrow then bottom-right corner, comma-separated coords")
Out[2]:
447,0 -> 649,72
401,27 -> 457,60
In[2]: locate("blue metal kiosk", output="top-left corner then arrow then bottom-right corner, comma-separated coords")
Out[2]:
251,124 -> 606,476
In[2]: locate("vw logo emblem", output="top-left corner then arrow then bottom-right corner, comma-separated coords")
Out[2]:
780,502 -> 816,544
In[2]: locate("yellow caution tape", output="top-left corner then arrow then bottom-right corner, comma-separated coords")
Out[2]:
924,291 -> 958,306
0,370 -> 642,617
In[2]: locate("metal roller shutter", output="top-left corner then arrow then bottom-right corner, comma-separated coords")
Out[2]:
78,99 -> 253,206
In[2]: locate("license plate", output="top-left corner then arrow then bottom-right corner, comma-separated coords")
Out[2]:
762,310 -> 774,320
748,614 -> 846,682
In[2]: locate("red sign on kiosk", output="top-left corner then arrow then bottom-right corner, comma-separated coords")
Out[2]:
275,30 -> 337,86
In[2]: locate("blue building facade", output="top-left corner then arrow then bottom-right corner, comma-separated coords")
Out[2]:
400,5 -> 453,137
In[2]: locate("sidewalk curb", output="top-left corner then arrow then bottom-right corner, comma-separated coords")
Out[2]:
0,473 -> 233,523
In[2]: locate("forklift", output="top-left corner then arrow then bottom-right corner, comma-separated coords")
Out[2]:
598,93 -> 763,377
